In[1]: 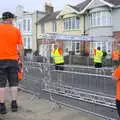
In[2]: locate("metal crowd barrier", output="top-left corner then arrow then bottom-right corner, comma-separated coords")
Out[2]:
20,61 -> 118,120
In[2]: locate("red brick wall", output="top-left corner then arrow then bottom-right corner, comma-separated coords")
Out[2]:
80,41 -> 90,56
113,31 -> 120,49
113,31 -> 120,40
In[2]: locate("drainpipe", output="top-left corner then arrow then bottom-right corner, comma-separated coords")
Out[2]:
83,13 -> 89,64
36,11 -> 39,55
83,14 -> 86,56
83,14 -> 86,35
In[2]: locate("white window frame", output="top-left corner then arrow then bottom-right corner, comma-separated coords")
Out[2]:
28,37 -> 31,49
23,19 -> 26,31
28,19 -> 30,32
72,41 -> 80,54
52,22 -> 57,32
64,17 -> 80,30
90,11 -> 112,27
24,37 -> 27,49
24,36 -> 31,49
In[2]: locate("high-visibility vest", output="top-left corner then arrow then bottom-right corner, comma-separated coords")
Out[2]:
112,50 -> 119,61
51,48 -> 64,64
112,66 -> 120,100
93,50 -> 103,63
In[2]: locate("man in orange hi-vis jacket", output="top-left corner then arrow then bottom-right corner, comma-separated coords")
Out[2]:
112,49 -> 120,68
51,44 -> 64,70
51,44 -> 64,82
112,65 -> 120,118
0,11 -> 24,114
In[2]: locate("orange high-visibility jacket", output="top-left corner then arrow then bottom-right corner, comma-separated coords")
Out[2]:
112,66 -> 120,100
112,50 -> 119,61
116,80 -> 120,100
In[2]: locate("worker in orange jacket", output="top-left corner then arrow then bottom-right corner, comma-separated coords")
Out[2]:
51,44 -> 64,82
51,44 -> 64,70
93,47 -> 103,68
112,49 -> 120,68
112,65 -> 120,118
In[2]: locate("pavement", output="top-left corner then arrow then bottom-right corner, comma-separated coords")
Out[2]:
0,88 -> 105,120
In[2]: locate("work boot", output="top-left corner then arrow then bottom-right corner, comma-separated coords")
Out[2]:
0,103 -> 7,114
11,100 -> 18,112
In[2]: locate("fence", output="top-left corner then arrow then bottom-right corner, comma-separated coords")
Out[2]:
21,33 -> 119,120
20,61 -> 118,120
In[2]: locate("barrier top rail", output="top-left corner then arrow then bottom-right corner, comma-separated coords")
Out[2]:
43,33 -> 114,41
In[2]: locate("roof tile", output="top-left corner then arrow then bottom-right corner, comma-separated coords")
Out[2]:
38,11 -> 60,24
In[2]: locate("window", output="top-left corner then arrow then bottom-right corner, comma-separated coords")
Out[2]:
106,41 -> 112,53
64,20 -> 66,30
89,11 -> 112,27
28,20 -> 30,32
64,16 -> 80,30
76,42 -> 80,53
97,12 -> 101,25
24,37 -> 27,48
72,17 -> 75,29
64,19 -> 69,30
72,41 -> 80,54
41,24 -> 45,33
52,22 -> 57,32
69,18 -> 72,29
23,19 -> 26,31
18,23 -> 21,31
24,37 -> 31,49
28,37 -> 31,49
76,17 -> 80,29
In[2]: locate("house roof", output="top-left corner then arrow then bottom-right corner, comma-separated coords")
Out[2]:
23,10 -> 45,14
36,10 -> 46,14
38,0 -> 120,23
70,0 -> 120,12
71,0 -> 92,12
37,11 -> 60,24
105,0 -> 120,5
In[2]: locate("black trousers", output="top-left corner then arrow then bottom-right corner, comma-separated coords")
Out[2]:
55,63 -> 64,70
0,60 -> 18,87
116,100 -> 120,118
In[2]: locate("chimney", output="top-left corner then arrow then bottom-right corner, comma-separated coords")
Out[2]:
45,0 -> 54,14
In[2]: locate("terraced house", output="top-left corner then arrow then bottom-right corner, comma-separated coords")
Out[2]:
15,5 -> 45,54
37,0 -> 120,56
37,2 -> 62,56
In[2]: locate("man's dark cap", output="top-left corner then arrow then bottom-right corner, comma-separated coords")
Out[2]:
2,12 -> 15,20
97,47 -> 101,50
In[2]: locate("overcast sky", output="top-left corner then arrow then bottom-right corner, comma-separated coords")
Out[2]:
0,0 -> 84,14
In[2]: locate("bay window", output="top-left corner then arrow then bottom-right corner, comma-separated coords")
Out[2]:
89,11 -> 112,27
64,16 -> 80,30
